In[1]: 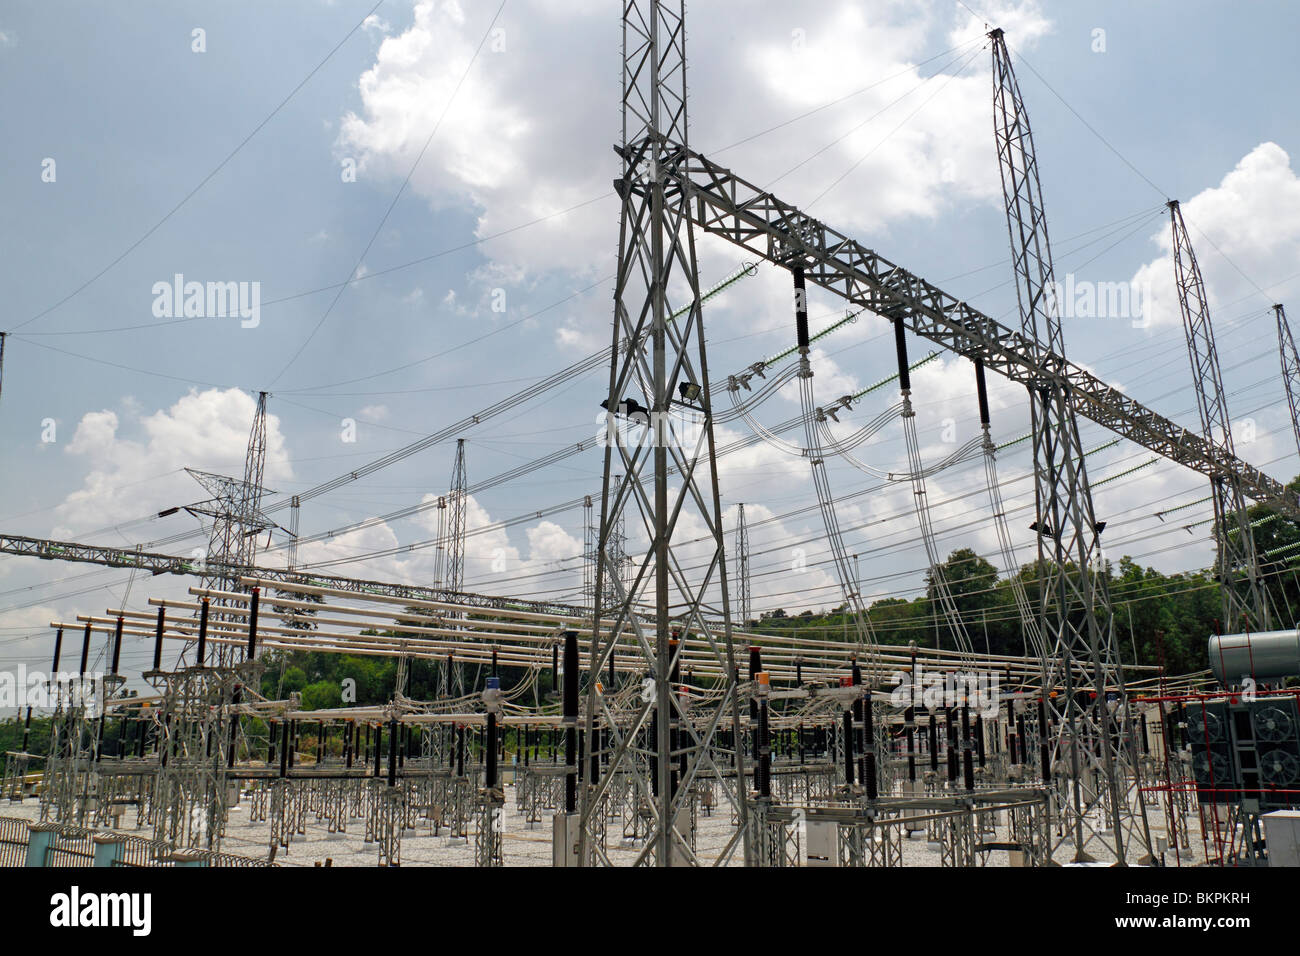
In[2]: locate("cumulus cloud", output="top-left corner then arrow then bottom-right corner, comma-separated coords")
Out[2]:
338,0 -> 1053,349
52,388 -> 292,539
1131,143 -> 1300,330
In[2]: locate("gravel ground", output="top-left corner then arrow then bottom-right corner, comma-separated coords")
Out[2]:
0,788 -> 1217,867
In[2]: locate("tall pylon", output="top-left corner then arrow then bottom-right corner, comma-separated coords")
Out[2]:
1170,201 -> 1271,635
183,390 -> 273,666
1275,303 -> 1300,460
734,503 -> 751,628
579,0 -> 747,867
990,28 -> 1151,864
446,439 -> 468,594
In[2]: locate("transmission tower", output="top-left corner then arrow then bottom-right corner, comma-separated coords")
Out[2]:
991,28 -> 1151,864
182,391 -> 274,665
734,503 -> 751,627
1275,303 -> 1300,460
584,490 -> 626,617
1169,201 -> 1271,635
579,0 -> 747,867
287,495 -> 300,572
446,438 -> 468,593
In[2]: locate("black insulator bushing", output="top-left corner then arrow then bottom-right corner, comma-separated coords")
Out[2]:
561,630 -> 580,809
793,266 -> 810,350
842,709 -> 855,786
974,358 -> 991,427
110,616 -> 123,676
863,696 -> 878,800
79,623 -> 91,676
486,713 -> 498,789
247,587 -> 260,659
893,319 -> 911,390
947,709 -> 959,783
20,707 -> 32,753
905,706 -> 917,782
929,713 -> 939,772
196,599 -> 210,666
51,627 -> 63,675
962,706 -> 975,790
1037,698 -> 1051,780
152,607 -> 165,671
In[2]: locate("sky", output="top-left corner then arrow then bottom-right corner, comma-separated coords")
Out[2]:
2,0 -> 1299,684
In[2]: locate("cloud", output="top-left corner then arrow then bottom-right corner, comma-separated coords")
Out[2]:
1131,143 -> 1300,330
338,0 -> 1053,346
52,388 -> 292,539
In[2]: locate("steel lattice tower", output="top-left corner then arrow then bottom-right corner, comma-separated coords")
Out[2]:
584,491 -> 626,617
991,29 -> 1150,863
183,391 -> 273,665
1170,201 -> 1271,634
1275,303 -> 1300,460
579,0 -> 747,867
734,503 -> 751,627
446,438 -> 468,593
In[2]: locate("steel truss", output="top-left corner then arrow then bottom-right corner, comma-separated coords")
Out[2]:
1169,201 -> 1271,634
578,0 -> 748,868
640,156 -> 1298,519
989,29 -> 1150,863
1277,303 -> 1300,460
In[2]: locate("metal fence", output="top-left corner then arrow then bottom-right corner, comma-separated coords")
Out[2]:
0,816 -> 28,867
0,816 -> 276,867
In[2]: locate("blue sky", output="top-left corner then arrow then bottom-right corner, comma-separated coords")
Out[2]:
3,0 -> 1300,678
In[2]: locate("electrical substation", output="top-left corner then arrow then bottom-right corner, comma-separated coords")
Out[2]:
2,3 -> 1300,884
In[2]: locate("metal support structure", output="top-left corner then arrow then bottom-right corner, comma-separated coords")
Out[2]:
645,157 -> 1298,520
1169,201 -> 1271,634
734,503 -> 751,628
446,439 -> 469,594
182,391 -> 273,667
990,28 -> 1149,863
578,0 -> 747,868
287,495 -> 300,573
1277,303 -> 1300,465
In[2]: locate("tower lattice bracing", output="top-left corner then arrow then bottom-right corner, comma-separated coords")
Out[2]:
578,0 -> 747,867
734,503 -> 751,628
184,390 -> 273,666
446,438 -> 468,594
991,29 -> 1151,863
1169,201 -> 1271,635
1275,303 -> 1300,460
